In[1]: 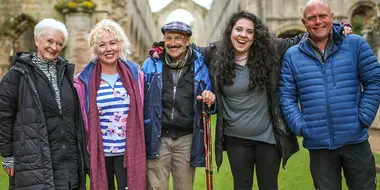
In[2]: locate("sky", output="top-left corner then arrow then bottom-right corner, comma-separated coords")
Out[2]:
148,0 -> 213,24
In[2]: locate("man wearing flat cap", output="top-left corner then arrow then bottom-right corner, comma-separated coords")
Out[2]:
142,21 -> 215,189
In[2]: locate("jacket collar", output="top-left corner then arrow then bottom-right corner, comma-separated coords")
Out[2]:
77,58 -> 139,89
299,26 -> 343,58
15,52 -> 69,70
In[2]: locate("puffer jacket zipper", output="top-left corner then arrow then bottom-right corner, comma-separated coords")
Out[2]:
299,45 -> 335,149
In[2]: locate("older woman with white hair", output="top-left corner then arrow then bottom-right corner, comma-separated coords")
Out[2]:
74,19 -> 146,190
0,18 -> 88,190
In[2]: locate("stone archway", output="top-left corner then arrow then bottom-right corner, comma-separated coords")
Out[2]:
347,1 -> 379,58
276,25 -> 306,39
155,0 -> 208,46
347,1 -> 377,35
0,13 -> 36,78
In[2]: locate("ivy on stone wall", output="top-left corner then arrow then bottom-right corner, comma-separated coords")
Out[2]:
374,3 -> 380,36
352,15 -> 364,35
0,13 -> 36,38
55,0 -> 97,14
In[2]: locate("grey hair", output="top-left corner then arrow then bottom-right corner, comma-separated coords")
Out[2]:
34,18 -> 68,47
87,19 -> 132,61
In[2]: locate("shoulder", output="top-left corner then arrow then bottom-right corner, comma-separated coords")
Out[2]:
142,58 -> 162,73
281,45 -> 305,68
284,45 -> 301,56
344,33 -> 363,40
58,57 -> 76,75
124,59 -> 139,68
57,55 -> 70,64
2,66 -> 22,80
122,59 -> 139,73
337,34 -> 371,55
142,58 -> 155,67
194,49 -> 203,58
193,50 -> 205,66
76,61 -> 96,83
0,64 -> 26,90
342,34 -> 367,46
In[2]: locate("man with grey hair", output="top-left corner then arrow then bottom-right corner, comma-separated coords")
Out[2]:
279,0 -> 380,189
142,21 -> 215,190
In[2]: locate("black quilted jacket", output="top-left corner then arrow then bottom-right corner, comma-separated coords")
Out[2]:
0,52 -> 88,190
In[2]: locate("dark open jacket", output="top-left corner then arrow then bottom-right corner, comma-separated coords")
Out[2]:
142,49 -> 213,167
0,52 -> 88,190
199,36 -> 300,170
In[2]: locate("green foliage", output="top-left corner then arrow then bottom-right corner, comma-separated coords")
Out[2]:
0,13 -> 35,37
352,15 -> 365,35
54,0 -> 97,13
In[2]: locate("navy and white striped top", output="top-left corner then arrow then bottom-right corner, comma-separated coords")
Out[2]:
97,75 -> 130,156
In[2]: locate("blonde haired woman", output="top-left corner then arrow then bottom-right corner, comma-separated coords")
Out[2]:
74,19 -> 145,190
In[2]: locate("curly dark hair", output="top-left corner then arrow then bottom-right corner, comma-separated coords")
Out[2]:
214,11 -> 276,90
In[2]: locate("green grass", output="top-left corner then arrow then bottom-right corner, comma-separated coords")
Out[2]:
375,153 -> 380,165
0,158 -> 8,188
1,125 -> 380,189
187,143 -> 380,190
1,154 -> 379,190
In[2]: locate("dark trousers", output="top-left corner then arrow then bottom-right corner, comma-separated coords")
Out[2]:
9,176 -> 14,190
309,140 -> 376,190
225,135 -> 281,190
105,156 -> 127,190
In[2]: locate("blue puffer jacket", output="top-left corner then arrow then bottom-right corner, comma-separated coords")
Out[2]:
142,50 -> 212,167
279,27 -> 380,150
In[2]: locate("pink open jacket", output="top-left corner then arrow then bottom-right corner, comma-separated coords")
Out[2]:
74,60 -> 145,190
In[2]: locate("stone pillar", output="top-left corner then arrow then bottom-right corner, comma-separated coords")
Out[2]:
64,12 -> 92,74
375,1 -> 380,59
371,1 -> 380,130
0,37 -> 14,78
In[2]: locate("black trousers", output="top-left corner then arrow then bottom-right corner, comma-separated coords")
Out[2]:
225,135 -> 281,190
309,140 -> 376,190
105,156 -> 127,190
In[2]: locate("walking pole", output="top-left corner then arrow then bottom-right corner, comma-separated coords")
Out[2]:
202,102 -> 210,190
202,102 -> 213,190
206,105 -> 213,190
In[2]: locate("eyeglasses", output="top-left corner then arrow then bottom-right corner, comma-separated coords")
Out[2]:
164,36 -> 185,43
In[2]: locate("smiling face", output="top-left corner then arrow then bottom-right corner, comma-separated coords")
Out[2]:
95,31 -> 120,66
302,0 -> 334,43
230,18 -> 254,57
163,31 -> 190,62
34,29 -> 64,61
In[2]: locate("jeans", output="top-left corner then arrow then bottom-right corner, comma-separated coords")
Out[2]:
225,135 -> 281,190
309,140 -> 376,190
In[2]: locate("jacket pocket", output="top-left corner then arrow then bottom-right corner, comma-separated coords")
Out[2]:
356,106 -> 369,128
301,125 -> 311,139
190,129 -> 205,167
144,107 -> 162,158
